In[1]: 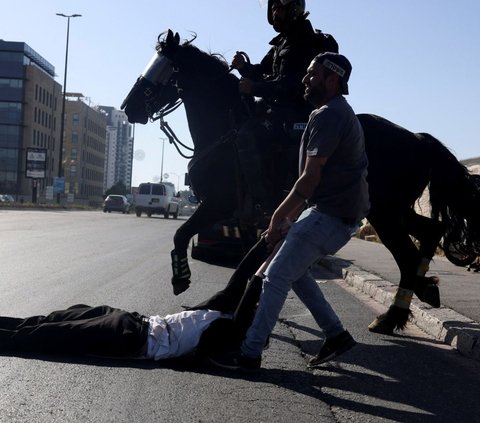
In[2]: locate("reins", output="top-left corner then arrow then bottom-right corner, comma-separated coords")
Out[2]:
150,99 -> 196,160
148,50 -> 252,162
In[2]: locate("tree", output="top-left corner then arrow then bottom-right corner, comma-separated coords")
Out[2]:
104,181 -> 128,197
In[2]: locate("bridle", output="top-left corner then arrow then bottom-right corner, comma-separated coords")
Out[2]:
146,48 -> 252,161
139,49 -> 194,159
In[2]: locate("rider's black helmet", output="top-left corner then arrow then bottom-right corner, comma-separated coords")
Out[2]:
267,0 -> 306,25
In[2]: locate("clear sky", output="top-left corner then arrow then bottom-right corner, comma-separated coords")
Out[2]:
2,1 -> 479,189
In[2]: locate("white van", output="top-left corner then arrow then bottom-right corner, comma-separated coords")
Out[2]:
134,182 -> 180,218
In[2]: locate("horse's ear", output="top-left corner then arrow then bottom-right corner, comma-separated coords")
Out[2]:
166,30 -> 180,47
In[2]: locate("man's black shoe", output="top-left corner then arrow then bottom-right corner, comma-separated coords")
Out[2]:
208,350 -> 261,371
308,330 -> 357,368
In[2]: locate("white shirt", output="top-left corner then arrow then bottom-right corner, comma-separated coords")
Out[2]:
145,309 -> 230,360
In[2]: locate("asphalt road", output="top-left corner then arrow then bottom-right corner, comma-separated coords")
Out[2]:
1,210 -> 479,422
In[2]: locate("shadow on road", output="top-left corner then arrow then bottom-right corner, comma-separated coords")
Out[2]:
1,329 -> 479,422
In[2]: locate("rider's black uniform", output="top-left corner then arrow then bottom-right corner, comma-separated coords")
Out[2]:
239,17 -> 337,128
236,17 -> 338,212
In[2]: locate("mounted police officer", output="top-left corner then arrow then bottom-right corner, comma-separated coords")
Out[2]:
232,0 -> 338,214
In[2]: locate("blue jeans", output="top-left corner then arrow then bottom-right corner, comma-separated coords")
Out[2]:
241,208 -> 358,358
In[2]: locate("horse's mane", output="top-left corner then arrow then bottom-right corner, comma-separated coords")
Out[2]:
182,44 -> 230,76
156,32 -> 230,77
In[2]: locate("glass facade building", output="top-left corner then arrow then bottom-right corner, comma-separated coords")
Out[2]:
0,40 -> 61,199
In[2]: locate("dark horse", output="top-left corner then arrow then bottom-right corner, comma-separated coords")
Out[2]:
122,30 -> 480,333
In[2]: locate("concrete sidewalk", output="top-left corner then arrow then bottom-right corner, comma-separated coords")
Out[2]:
318,238 -> 480,362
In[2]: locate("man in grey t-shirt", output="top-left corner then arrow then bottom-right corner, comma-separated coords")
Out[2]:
300,88 -> 369,222
210,52 -> 370,371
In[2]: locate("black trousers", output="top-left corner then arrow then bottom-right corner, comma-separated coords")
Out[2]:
0,304 -> 148,357
190,237 -> 270,313
0,239 -> 270,359
195,237 -> 271,355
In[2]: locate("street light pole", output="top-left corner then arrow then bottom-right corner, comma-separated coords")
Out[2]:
56,13 -> 81,201
159,137 -> 167,182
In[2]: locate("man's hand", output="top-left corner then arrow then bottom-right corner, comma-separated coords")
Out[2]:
265,217 -> 291,246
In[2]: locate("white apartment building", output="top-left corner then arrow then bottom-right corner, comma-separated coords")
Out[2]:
100,106 -> 134,192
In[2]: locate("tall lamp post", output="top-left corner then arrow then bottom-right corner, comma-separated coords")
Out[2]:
56,13 -> 81,201
159,137 -> 167,182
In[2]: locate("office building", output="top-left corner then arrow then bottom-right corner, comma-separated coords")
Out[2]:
0,40 -> 61,200
63,94 -> 107,206
99,106 -> 134,192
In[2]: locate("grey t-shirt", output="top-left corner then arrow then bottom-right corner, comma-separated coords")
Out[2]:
299,96 -> 370,221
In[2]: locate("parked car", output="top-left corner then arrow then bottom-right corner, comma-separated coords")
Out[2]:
134,182 -> 180,218
180,204 -> 196,217
0,194 -> 15,203
103,195 -> 131,214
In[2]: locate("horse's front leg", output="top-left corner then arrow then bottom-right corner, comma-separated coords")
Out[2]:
171,201 -> 233,295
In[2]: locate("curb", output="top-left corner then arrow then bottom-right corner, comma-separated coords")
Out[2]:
319,256 -> 480,363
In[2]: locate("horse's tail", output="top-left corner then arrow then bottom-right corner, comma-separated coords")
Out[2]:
418,132 -> 480,255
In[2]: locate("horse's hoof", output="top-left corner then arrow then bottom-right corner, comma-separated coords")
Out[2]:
414,276 -> 441,308
172,277 -> 191,296
368,314 -> 395,335
368,306 -> 411,334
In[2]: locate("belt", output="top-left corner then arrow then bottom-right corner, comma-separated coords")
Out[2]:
135,316 -> 150,357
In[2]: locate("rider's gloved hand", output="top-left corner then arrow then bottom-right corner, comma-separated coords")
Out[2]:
231,52 -> 247,70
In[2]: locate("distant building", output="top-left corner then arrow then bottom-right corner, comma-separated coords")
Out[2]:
415,156 -> 480,217
63,94 -> 107,206
98,106 -> 134,193
462,157 -> 480,175
0,40 -> 61,200
0,40 -> 125,206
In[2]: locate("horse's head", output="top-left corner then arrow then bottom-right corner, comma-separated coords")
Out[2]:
121,30 -> 183,124
121,30 -> 242,126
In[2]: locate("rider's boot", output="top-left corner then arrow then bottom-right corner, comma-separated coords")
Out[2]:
171,249 -> 191,295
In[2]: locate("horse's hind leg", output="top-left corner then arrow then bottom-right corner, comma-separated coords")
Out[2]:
367,210 -> 441,334
171,201 -> 233,295
404,209 -> 445,273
